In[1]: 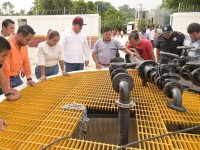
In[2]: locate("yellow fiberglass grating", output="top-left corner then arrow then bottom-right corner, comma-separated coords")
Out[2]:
171,133 -> 200,150
0,70 -> 199,149
132,81 -> 173,149
0,130 -> 28,139
54,71 -> 120,112
150,83 -> 200,126
130,69 -> 200,126
42,138 -> 139,150
0,138 -> 25,149
4,124 -> 37,134
32,126 -> 70,137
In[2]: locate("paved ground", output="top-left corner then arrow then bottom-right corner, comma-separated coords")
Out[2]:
27,35 -> 129,81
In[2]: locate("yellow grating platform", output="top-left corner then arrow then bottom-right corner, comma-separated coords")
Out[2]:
0,70 -> 199,149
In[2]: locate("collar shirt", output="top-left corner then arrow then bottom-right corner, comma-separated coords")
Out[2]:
155,31 -> 185,56
37,42 -> 64,67
60,28 -> 89,63
146,29 -> 155,41
2,36 -> 31,87
93,38 -> 123,64
139,32 -> 149,40
185,37 -> 200,62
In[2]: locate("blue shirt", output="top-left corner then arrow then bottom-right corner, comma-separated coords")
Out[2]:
93,38 -> 123,64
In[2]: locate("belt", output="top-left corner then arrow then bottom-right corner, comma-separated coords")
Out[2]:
10,75 -> 20,78
45,64 -> 58,68
99,63 -> 110,66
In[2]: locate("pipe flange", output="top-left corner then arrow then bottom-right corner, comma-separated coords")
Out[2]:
191,68 -> 200,86
166,102 -> 186,112
163,82 -> 183,98
156,76 -> 164,90
180,65 -> 193,81
145,67 -> 157,82
111,68 -> 126,81
112,73 -> 134,93
162,73 -> 180,80
115,100 -> 136,108
138,60 -> 157,80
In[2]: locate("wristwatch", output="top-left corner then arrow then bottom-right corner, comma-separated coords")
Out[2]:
4,91 -> 12,97
27,78 -> 32,81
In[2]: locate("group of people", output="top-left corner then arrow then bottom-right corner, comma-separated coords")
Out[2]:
0,15 -> 200,130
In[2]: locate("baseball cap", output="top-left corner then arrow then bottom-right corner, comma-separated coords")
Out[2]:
72,16 -> 86,26
162,25 -> 173,34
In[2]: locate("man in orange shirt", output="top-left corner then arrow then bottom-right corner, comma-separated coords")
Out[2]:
3,25 -> 37,88
0,36 -> 21,131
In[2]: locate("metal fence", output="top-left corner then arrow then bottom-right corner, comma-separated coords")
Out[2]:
28,8 -> 96,16
178,4 -> 200,12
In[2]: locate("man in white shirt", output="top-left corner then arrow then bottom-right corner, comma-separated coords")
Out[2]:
60,16 -> 89,72
146,25 -> 155,48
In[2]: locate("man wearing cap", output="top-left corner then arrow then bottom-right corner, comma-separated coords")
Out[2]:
155,25 -> 185,61
60,16 -> 89,72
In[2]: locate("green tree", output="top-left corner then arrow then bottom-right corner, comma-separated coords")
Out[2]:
118,4 -> 135,22
1,1 -> 14,15
95,1 -> 113,17
102,8 -> 126,30
86,1 -> 96,13
72,0 -> 87,14
0,9 -> 3,15
161,0 -> 200,10
137,19 -> 147,31
32,0 -> 73,14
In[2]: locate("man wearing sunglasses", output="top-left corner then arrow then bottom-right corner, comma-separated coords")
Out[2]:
155,25 -> 185,62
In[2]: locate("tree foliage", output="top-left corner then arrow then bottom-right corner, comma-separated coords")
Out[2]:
1,1 -> 14,15
161,0 -> 200,10
102,8 -> 126,30
0,0 -> 137,31
118,4 -> 135,22
137,19 -> 147,31
95,1 -> 113,17
33,0 -> 73,11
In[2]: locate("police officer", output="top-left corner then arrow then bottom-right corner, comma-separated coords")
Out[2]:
155,25 -> 185,62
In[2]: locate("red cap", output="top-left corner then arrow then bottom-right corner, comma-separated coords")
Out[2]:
72,16 -> 86,26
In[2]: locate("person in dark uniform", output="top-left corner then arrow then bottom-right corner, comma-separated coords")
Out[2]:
155,25 -> 185,62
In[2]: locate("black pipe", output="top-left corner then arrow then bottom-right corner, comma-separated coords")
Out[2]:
118,81 -> 130,146
166,87 -> 186,112
171,88 -> 183,107
110,62 -> 134,146
129,55 -> 186,112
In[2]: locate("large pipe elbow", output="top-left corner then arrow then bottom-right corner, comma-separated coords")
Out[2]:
119,81 -> 130,102
171,88 -> 182,107
166,87 -> 186,112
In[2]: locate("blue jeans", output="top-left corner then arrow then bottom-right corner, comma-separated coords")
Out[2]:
65,62 -> 84,72
10,75 -> 23,88
35,64 -> 59,79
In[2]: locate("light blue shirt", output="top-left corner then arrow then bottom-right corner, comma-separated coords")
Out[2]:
93,38 -> 123,64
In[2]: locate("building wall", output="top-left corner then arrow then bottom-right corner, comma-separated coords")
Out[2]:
171,12 -> 200,35
0,14 -> 100,48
